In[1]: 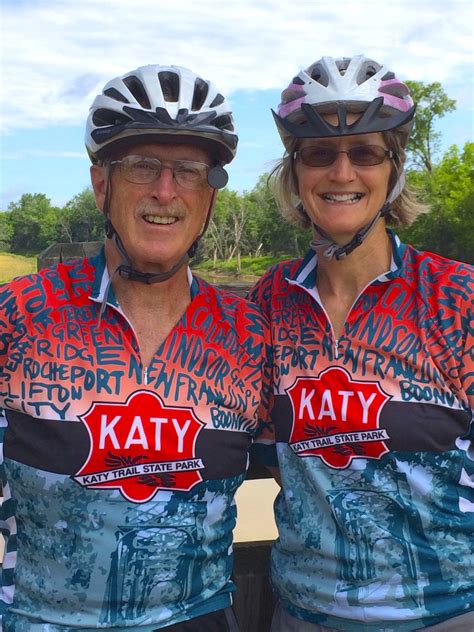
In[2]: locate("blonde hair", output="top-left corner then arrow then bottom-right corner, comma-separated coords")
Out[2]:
269,130 -> 428,229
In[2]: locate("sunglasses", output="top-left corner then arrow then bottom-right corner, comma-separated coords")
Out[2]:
110,155 -> 210,189
293,145 -> 394,167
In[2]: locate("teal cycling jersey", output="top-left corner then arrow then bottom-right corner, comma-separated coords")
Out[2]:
0,251 -> 272,630
250,234 -> 474,631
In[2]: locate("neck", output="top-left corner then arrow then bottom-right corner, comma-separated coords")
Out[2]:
316,223 -> 392,297
104,240 -> 192,311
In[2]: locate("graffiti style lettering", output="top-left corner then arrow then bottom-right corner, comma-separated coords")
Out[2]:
210,407 -> 254,431
400,381 -> 457,406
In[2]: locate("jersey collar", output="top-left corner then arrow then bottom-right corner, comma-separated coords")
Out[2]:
287,230 -> 406,293
88,247 -> 198,307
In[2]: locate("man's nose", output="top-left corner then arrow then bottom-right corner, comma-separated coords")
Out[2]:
148,164 -> 178,202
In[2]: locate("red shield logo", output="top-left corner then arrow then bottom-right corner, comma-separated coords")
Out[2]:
75,390 -> 205,502
287,367 -> 390,468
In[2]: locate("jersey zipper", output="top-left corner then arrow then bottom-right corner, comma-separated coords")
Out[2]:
298,281 -> 379,361
92,296 -> 149,385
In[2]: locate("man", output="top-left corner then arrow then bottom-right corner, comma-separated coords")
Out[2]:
0,64 -> 272,631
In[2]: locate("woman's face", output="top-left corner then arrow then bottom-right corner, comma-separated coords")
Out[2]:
294,113 -> 393,244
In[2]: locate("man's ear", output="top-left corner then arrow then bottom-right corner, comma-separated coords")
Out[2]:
90,164 -> 108,213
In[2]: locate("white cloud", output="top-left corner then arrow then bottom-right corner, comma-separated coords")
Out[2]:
1,0 -> 473,133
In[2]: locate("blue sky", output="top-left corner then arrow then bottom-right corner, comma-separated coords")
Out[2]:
1,0 -> 473,210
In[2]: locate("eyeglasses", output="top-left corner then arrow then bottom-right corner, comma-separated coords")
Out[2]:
110,155 -> 210,189
293,145 -> 394,167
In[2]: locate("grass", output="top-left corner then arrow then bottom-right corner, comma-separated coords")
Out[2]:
195,254 -> 294,279
0,251 -> 295,284
0,253 -> 37,284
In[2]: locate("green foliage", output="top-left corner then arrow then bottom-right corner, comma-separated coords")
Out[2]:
0,212 -> 13,252
200,188 -> 246,261
196,254 -> 294,277
400,142 -> 474,263
7,193 -> 61,255
405,81 -> 456,172
58,188 -> 104,243
242,175 -> 310,256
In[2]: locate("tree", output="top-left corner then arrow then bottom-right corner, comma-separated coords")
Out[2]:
8,193 -> 60,254
201,188 -> 251,262
58,188 -> 104,243
0,211 -> 13,251
401,142 -> 474,263
405,81 -> 456,173
244,175 -> 310,257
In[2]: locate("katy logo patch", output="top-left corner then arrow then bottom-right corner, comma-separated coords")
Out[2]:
74,390 -> 205,502
287,367 -> 390,468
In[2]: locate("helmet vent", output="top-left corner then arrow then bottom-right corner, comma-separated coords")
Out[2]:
92,108 -> 131,127
214,114 -> 234,132
123,76 -> 151,109
357,61 -> 381,84
292,76 -> 305,85
382,72 -> 395,81
210,93 -> 225,108
365,65 -> 377,78
281,87 -> 305,105
158,71 -> 180,102
309,64 -> 329,86
104,88 -> 130,104
192,78 -> 209,110
336,58 -> 351,76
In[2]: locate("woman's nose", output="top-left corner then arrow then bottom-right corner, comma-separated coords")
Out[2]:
327,151 -> 357,181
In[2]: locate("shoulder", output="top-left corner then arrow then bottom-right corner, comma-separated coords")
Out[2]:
402,245 -> 473,308
0,258 -> 95,316
404,244 -> 473,276
193,275 -> 269,332
248,258 -> 304,311
192,276 -> 271,365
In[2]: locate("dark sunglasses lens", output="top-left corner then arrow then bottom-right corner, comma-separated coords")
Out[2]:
299,145 -> 387,167
349,146 -> 387,165
300,147 -> 337,166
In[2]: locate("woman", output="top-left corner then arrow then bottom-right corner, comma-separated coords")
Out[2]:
250,56 -> 474,631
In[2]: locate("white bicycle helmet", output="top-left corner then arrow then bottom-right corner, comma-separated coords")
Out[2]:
273,55 -> 415,149
86,64 -> 238,164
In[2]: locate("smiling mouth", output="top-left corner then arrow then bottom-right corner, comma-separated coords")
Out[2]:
321,193 -> 363,203
143,215 -> 178,225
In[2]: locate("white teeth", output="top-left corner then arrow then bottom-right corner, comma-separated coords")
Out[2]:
144,215 -> 177,224
322,193 -> 362,203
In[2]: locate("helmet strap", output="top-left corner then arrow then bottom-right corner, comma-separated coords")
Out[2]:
310,201 -> 391,260
309,170 -> 404,261
187,188 -> 217,257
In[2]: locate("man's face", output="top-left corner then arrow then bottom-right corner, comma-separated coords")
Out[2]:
91,142 -> 214,274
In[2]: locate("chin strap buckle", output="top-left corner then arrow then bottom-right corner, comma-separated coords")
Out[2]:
334,233 -> 363,260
